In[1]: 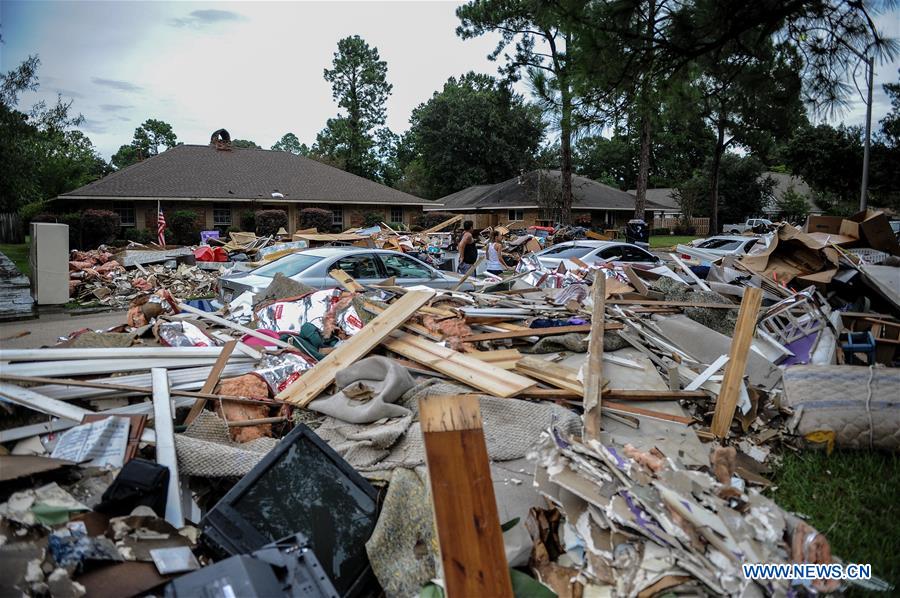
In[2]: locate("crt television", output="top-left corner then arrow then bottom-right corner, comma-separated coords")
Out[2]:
200,424 -> 380,597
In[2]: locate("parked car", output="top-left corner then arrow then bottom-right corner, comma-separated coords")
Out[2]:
678,234 -> 768,265
525,240 -> 660,271
218,247 -> 472,302
724,218 -> 773,234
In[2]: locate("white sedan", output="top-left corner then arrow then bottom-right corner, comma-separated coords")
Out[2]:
526,240 -> 661,271
677,235 -> 768,265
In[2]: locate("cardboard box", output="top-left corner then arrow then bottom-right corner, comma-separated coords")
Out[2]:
838,210 -> 900,255
804,215 -> 845,235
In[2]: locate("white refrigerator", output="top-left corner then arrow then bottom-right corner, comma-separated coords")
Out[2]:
30,222 -> 69,305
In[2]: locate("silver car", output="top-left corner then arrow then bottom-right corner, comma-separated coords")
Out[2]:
529,240 -> 661,271
218,247 -> 470,302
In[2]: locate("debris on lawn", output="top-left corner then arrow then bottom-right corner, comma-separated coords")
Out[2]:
1,214 -> 897,597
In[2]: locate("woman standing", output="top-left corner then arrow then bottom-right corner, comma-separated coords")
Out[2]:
485,229 -> 510,276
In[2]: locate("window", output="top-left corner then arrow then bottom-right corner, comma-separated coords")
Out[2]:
113,203 -> 135,227
379,254 -> 432,278
390,207 -> 403,224
541,244 -> 596,259
599,245 -> 656,262
332,254 -> 380,279
213,205 -> 232,227
698,239 -> 743,251
331,207 -> 344,229
253,254 -> 323,278
508,209 -> 524,222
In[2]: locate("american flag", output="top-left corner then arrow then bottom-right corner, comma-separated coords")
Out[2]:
157,208 -> 167,246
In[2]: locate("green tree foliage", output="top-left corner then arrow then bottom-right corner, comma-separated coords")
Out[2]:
232,139 -> 261,149
169,209 -> 201,245
271,132 -> 310,155
313,36 -> 393,180
780,124 -> 863,210
457,0 -> 578,222
112,118 -> 178,169
775,185 -> 812,223
677,154 -> 774,226
400,73 -> 544,199
0,55 -> 108,212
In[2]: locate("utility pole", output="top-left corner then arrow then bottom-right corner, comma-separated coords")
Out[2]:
859,54 -> 874,212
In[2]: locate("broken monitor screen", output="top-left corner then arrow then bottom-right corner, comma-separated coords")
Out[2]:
201,425 -> 378,596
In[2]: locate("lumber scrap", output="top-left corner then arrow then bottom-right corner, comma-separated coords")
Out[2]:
624,265 -> 650,296
383,332 -> 535,398
520,388 -> 709,401
184,340 -> 237,425
605,401 -> 694,425
607,299 -> 740,309
329,268 -> 365,293
583,276 -> 605,440
463,323 -> 622,342
514,356 -> 583,394
277,290 -> 435,406
422,214 -> 463,233
420,395 -> 513,598
711,287 -> 764,438
452,256 -> 484,291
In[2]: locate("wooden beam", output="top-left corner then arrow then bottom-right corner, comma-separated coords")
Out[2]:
383,332 -> 535,398
514,356 -> 583,394
463,323 -> 622,343
420,395 -> 513,598
711,287 -> 763,438
607,299 -> 739,309
329,269 -> 365,293
277,290 -> 435,406
422,214 -> 463,233
583,276 -> 605,440
624,265 -> 650,296
604,401 -> 694,424
452,255 -> 484,291
184,340 -> 236,426
519,388 -> 710,401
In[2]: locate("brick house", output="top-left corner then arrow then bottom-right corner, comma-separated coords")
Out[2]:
427,170 -> 667,229
57,140 -> 437,234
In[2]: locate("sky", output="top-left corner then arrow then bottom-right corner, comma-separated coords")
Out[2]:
2,1 -> 898,160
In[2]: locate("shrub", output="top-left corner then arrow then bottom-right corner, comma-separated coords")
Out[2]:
415,211 -> 456,230
19,200 -> 50,224
81,209 -> 120,248
58,213 -> 83,248
673,225 -> 696,235
362,211 -> 384,227
388,221 -> 407,231
299,208 -> 332,233
651,227 -> 670,236
169,209 -> 201,245
255,209 -> 289,236
239,210 -> 256,232
124,228 -> 156,244
226,225 -> 241,236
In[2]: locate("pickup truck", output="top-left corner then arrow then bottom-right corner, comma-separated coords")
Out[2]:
724,218 -> 773,234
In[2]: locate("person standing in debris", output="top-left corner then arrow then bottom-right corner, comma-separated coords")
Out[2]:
457,220 -> 478,275
485,229 -> 510,276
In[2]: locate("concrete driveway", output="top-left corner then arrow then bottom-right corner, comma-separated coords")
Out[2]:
0,309 -> 127,349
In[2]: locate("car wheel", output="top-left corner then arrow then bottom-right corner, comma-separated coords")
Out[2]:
730,229 -> 740,234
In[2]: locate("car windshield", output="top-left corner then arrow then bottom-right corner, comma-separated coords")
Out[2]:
540,245 -> 597,259
252,253 -> 323,278
698,239 -> 742,250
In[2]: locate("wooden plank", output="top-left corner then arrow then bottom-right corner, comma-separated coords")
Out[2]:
277,290 -> 435,406
422,214 -> 463,233
463,323 -> 623,343
607,299 -> 739,309
383,332 -> 535,398
184,340 -> 237,426
329,268 -> 365,293
361,301 -> 439,340
569,257 -> 590,269
604,401 -> 694,424
420,395 -> 513,598
520,388 -> 709,401
711,287 -> 763,438
583,276 -> 605,440
624,265 -> 650,296
468,349 -> 522,363
514,356 -> 583,394
452,255 -> 484,291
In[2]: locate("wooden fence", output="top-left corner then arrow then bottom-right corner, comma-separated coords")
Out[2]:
0,213 -> 24,244
652,216 -> 709,236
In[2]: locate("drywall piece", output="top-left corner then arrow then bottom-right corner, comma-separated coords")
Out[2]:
684,355 -> 730,391
278,290 -> 436,406
712,287 -> 763,438
583,276 -> 605,440
653,315 -> 781,390
151,368 -> 183,528
420,395 -> 513,598
385,332 -> 535,398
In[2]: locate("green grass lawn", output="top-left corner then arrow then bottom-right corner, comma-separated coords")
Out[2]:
649,235 -> 698,249
769,450 -> 900,591
0,242 -> 30,276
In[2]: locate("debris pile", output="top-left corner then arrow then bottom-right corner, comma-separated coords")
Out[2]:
1,213 -> 898,597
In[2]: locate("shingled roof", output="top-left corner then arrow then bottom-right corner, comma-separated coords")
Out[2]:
59,144 -> 436,206
428,170 -> 666,211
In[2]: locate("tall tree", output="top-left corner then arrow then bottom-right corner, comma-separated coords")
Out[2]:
400,72 -> 544,199
457,0 -> 578,223
231,139 -> 260,149
314,35 -> 392,179
112,118 -> 177,169
695,37 -> 803,232
271,132 -> 309,155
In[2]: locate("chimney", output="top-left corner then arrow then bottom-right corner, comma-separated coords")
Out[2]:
210,128 -> 232,151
